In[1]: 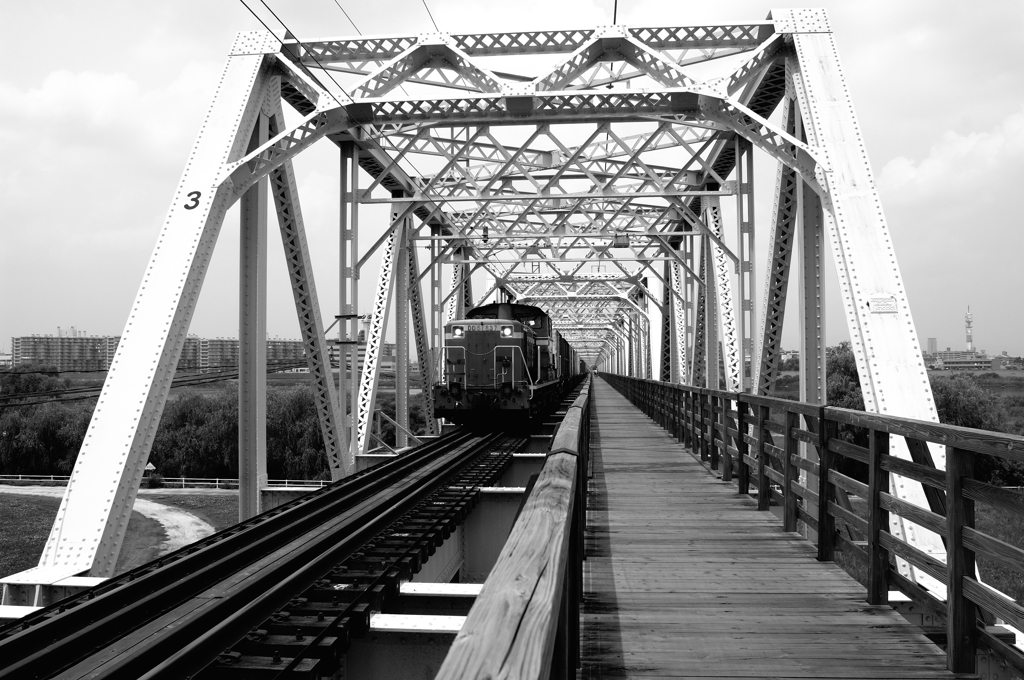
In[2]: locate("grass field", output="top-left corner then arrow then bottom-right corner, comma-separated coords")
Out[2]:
0,495 -> 167,577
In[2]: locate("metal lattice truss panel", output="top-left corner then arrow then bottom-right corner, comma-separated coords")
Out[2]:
1,9 -> 947,594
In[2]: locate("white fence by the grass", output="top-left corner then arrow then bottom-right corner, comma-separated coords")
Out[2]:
0,474 -> 329,489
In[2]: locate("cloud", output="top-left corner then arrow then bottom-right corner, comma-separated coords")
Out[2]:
878,106 -> 1024,202
876,105 -> 1024,355
0,60 -> 223,343
0,61 -> 220,168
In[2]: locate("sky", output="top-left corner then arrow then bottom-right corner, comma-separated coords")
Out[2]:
1,0 -> 1022,357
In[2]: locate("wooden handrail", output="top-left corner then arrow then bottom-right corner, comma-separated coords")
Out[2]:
436,376 -> 591,680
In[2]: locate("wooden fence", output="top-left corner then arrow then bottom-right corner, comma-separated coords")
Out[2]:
603,373 -> 1024,675
436,376 -> 591,680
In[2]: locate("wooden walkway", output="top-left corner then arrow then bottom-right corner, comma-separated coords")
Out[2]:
581,378 -> 956,679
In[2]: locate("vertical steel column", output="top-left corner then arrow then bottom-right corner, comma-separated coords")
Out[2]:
409,233 -> 439,436
461,258 -> 474,316
660,260 -> 673,382
796,101 -> 826,406
706,234 -> 720,391
339,144 -> 350,458
692,237 -> 707,387
431,224 -> 443,385
736,137 -> 755,392
348,151 -> 361,460
707,196 -> 741,391
672,261 -> 686,383
394,195 -> 411,449
622,315 -> 630,376
753,98 -> 798,396
238,112 -> 269,522
799,181 -> 826,405
339,144 -> 359,463
644,311 -> 653,380
683,236 -> 694,384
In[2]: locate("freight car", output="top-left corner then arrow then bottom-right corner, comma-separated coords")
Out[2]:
433,302 -> 581,426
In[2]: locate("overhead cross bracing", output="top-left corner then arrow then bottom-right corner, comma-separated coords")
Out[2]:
1,7 -> 948,608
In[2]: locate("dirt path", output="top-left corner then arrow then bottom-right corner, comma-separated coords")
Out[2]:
0,486 -> 215,553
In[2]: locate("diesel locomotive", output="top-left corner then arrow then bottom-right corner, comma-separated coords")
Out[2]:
432,303 -> 582,425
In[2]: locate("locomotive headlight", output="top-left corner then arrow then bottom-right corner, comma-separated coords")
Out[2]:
452,326 -> 464,337
500,325 -> 513,337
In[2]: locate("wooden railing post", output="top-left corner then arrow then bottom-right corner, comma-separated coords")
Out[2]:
687,389 -> 696,452
720,395 -> 732,483
737,400 -> 750,495
757,405 -> 770,511
706,392 -> 717,468
867,428 -> 889,605
696,391 -> 706,460
945,446 -> 977,674
658,383 -> 666,427
783,410 -> 799,532
816,408 -> 836,562
671,386 -> 680,442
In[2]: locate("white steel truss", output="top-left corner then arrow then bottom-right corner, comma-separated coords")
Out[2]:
0,8 -> 951,604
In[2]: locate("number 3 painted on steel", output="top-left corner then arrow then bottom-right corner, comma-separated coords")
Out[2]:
184,191 -> 202,210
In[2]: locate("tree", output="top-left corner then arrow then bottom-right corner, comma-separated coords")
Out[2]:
931,374 -> 1022,485
0,366 -> 89,475
823,342 -> 868,481
149,390 -> 238,478
266,386 -> 330,480
778,356 -> 800,372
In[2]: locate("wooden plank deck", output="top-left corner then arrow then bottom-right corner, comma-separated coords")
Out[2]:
581,378 -> 956,679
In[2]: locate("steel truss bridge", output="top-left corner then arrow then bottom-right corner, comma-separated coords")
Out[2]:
3,7 -> 1021,679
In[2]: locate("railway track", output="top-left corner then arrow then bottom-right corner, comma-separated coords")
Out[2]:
0,428 -> 531,679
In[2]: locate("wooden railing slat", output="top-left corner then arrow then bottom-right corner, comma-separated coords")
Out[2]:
963,479 -> 1024,519
835,533 -> 867,564
964,577 -> 1024,635
879,531 -> 948,586
879,492 -> 946,537
978,625 -> 1024,679
879,454 -> 946,491
888,569 -> 947,619
828,469 -> 867,499
963,527 -> 1024,577
828,501 -> 867,537
829,438 -> 869,464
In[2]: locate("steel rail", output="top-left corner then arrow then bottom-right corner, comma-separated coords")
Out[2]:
146,436 -> 497,680
0,428 -> 495,679
87,433 -> 504,679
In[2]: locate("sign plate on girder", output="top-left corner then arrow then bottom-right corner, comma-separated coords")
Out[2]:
868,295 -> 898,314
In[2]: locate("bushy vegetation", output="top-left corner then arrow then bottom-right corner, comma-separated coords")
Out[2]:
0,366 -> 428,481
0,368 -> 92,475
767,342 -> 1024,484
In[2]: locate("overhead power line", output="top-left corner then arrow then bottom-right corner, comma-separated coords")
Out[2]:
0,361 -> 309,408
420,0 -> 441,32
330,0 -> 362,34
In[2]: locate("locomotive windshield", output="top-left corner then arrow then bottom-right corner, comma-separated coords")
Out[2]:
467,303 -> 551,337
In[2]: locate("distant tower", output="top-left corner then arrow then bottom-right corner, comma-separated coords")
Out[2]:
927,337 -> 937,355
965,307 -> 974,352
